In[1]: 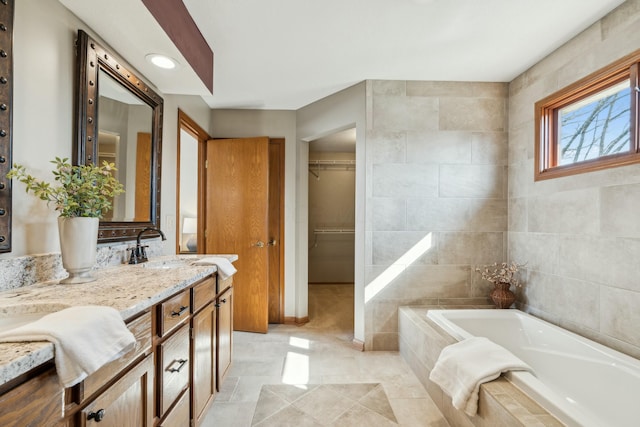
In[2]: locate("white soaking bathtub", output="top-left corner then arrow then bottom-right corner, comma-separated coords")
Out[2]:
427,309 -> 640,427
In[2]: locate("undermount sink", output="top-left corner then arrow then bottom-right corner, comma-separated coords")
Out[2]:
0,303 -> 70,334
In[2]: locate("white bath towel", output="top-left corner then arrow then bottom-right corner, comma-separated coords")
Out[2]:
0,306 -> 135,388
191,256 -> 237,280
429,336 -> 533,416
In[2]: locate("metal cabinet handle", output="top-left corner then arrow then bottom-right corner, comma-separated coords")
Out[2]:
170,305 -> 189,317
168,358 -> 188,373
221,298 -> 227,304
88,409 -> 105,422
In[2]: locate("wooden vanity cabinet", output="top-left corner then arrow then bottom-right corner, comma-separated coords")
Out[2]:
0,270 -> 234,427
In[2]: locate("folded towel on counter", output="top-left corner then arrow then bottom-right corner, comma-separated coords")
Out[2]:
191,256 -> 237,280
429,336 -> 533,416
0,306 -> 135,388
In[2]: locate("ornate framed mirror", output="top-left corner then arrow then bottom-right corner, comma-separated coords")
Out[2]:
0,0 -> 13,253
74,29 -> 163,243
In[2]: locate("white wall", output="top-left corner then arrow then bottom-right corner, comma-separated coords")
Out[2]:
2,0 -> 211,259
5,0 -> 85,257
209,109 -> 297,316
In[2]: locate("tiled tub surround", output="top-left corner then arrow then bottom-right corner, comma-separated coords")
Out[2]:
365,80 -> 508,350
0,253 -> 236,387
398,307 -> 563,427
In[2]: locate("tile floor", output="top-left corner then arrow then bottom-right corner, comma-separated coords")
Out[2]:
201,284 -> 449,427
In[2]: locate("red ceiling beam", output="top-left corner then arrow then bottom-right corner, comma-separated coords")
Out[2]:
142,0 -> 214,93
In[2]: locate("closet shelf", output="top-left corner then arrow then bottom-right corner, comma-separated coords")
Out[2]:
313,228 -> 355,234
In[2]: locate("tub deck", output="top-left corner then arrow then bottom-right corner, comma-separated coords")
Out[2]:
398,306 -> 564,427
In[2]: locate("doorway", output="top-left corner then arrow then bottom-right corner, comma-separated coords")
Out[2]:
307,128 -> 356,337
198,135 -> 285,333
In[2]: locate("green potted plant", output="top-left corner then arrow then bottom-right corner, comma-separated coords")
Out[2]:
7,157 -> 124,283
475,261 -> 524,308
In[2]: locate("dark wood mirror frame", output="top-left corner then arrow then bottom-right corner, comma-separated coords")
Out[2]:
74,29 -> 163,243
0,0 -> 13,253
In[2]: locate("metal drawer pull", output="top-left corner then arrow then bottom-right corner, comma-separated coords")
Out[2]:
167,358 -> 188,373
88,408 -> 105,422
170,305 -> 189,317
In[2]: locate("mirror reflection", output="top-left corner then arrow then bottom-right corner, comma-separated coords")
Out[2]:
179,128 -> 198,252
97,70 -> 153,222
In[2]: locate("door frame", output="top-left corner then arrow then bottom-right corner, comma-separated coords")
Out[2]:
176,110 -> 210,254
269,138 -> 285,324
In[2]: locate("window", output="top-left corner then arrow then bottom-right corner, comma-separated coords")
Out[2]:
535,50 -> 640,181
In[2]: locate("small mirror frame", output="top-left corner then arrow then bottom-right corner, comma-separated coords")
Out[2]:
74,29 -> 163,243
0,0 -> 13,253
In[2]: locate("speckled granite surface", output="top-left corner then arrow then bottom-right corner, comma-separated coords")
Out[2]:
0,253 -> 237,387
0,239 -> 165,292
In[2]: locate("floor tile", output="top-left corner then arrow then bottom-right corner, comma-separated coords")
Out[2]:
203,284 -> 449,427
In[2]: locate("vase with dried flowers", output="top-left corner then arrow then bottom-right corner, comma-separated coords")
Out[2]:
7,157 -> 124,284
475,261 -> 524,309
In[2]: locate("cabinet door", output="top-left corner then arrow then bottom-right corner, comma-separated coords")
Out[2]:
192,302 -> 216,426
217,287 -> 233,389
79,353 -> 154,427
0,364 -> 63,427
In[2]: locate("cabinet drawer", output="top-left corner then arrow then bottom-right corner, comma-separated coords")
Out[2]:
192,276 -> 216,314
82,311 -> 152,399
158,389 -> 190,427
158,289 -> 190,337
158,325 -> 190,417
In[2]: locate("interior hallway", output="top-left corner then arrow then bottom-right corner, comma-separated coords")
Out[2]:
202,284 -> 449,426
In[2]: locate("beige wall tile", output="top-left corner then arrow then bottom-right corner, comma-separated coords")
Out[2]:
407,198 -> 507,232
439,165 -> 505,199
527,188 -> 599,235
600,183 -> 640,237
367,129 -> 407,164
372,96 -> 439,131
370,198 -> 407,231
600,286 -> 640,347
471,132 -> 508,165
439,97 -> 506,132
372,163 -> 439,197
406,130 -> 472,164
372,231 -> 438,265
438,232 -> 503,265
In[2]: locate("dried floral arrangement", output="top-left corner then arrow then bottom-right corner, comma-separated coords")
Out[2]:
475,261 -> 524,287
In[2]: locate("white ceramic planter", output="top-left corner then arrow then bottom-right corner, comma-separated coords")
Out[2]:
58,217 -> 99,284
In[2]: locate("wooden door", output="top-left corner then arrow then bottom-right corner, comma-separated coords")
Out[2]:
205,137 -> 269,333
134,132 -> 152,221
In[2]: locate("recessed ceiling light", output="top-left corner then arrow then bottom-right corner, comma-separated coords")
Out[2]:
145,54 -> 178,70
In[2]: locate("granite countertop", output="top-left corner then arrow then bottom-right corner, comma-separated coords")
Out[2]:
0,254 -> 237,388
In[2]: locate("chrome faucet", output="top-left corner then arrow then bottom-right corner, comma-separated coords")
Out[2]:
128,227 -> 167,264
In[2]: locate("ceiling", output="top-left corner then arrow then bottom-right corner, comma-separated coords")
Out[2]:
60,0 -> 626,111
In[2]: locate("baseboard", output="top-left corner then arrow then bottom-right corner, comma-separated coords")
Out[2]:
351,338 -> 365,352
284,316 -> 309,326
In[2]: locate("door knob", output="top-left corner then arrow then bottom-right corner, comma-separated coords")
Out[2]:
254,241 -> 265,248
268,239 -> 277,246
